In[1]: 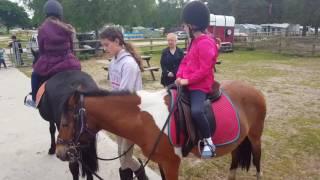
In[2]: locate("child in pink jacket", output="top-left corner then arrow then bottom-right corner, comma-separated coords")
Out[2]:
176,1 -> 218,158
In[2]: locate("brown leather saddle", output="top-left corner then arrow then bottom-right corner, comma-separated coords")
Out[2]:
171,82 -> 222,156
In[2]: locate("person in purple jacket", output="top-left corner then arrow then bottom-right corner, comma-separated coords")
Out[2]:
25,0 -> 81,107
176,1 -> 219,158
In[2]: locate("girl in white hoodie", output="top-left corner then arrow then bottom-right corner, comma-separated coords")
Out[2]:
100,27 -> 147,180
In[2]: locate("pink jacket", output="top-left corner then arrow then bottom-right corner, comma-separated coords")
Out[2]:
176,35 -> 218,93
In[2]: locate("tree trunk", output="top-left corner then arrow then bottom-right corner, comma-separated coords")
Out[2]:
315,26 -> 319,36
302,25 -> 307,36
6,26 -> 10,34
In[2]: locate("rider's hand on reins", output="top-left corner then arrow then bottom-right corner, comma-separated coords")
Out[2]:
175,78 -> 189,86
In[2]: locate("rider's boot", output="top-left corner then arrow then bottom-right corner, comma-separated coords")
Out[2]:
201,138 -> 216,158
134,159 -> 148,180
119,168 -> 133,180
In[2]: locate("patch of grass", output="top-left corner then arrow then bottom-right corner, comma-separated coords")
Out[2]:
288,117 -> 320,156
18,66 -> 32,77
300,80 -> 320,89
220,50 -> 292,63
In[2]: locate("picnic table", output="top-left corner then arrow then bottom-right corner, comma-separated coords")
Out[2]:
103,55 -> 160,81
141,55 -> 160,81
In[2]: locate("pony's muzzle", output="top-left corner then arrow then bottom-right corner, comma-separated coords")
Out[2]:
56,145 -> 70,161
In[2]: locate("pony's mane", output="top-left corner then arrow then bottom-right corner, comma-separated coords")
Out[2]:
79,89 -> 135,97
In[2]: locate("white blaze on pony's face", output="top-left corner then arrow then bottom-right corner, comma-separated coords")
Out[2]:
137,90 -> 169,136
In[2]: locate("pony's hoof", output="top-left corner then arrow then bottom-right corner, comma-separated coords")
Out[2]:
227,169 -> 236,180
48,148 -> 55,155
256,171 -> 263,180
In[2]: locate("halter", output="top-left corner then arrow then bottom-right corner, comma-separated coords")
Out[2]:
57,94 -> 97,154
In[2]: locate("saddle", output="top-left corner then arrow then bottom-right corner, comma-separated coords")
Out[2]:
170,82 -> 222,157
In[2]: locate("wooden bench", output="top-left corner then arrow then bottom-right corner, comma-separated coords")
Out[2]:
143,66 -> 160,81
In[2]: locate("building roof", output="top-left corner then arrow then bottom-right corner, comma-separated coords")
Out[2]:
260,23 -> 290,28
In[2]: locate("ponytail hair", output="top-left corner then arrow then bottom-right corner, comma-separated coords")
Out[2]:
99,27 -> 143,71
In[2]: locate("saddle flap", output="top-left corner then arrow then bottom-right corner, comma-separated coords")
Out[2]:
36,82 -> 47,107
168,86 -> 240,157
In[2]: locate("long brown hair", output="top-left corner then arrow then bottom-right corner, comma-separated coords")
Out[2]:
99,27 -> 143,71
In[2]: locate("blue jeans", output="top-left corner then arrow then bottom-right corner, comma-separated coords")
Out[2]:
190,90 -> 211,139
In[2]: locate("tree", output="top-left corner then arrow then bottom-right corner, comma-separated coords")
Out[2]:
0,0 -> 30,32
283,0 -> 320,35
231,0 -> 269,24
265,0 -> 284,23
206,0 -> 232,15
22,0 -> 157,31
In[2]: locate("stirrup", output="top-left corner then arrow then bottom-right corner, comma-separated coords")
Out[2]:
198,139 -> 216,158
24,94 -> 37,108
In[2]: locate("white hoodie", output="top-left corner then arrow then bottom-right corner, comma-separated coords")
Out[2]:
108,49 -> 143,91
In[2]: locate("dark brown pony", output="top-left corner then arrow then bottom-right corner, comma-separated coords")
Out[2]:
36,70 -> 99,180
56,80 -> 266,180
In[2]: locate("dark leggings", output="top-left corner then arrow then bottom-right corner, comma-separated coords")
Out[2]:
0,59 -> 6,68
190,90 -> 211,139
31,72 -> 48,101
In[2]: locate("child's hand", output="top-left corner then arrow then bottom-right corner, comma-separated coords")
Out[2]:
176,78 -> 188,86
179,79 -> 189,86
175,78 -> 181,85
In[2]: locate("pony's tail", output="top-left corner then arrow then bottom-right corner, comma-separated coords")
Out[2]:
236,137 -> 252,171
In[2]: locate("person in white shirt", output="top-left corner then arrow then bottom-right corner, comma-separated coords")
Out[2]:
100,27 -> 147,180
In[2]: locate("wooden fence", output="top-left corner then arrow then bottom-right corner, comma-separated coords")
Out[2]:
234,33 -> 320,56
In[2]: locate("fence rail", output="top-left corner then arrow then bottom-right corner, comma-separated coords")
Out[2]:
234,33 -> 319,56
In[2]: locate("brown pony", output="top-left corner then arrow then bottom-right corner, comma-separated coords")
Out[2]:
56,80 -> 266,180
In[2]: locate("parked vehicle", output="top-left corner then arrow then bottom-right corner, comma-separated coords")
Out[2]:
174,31 -> 188,40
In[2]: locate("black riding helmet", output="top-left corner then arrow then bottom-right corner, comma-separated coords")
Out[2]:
182,1 -> 210,32
43,0 -> 63,19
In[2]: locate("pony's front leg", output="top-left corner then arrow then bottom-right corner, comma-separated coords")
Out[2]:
159,157 -> 180,180
48,121 -> 56,154
69,162 -> 79,180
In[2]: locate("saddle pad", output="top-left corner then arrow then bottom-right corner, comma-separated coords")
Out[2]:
36,81 -> 47,107
168,90 -> 240,147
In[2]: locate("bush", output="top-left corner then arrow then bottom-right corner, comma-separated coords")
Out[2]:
77,53 -> 90,61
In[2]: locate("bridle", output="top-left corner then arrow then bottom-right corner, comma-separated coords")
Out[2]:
57,94 -> 97,160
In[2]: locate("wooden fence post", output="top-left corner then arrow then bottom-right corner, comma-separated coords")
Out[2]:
278,35 -> 282,54
312,35 -> 316,56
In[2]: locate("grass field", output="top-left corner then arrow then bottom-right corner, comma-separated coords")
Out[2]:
19,50 -> 320,179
